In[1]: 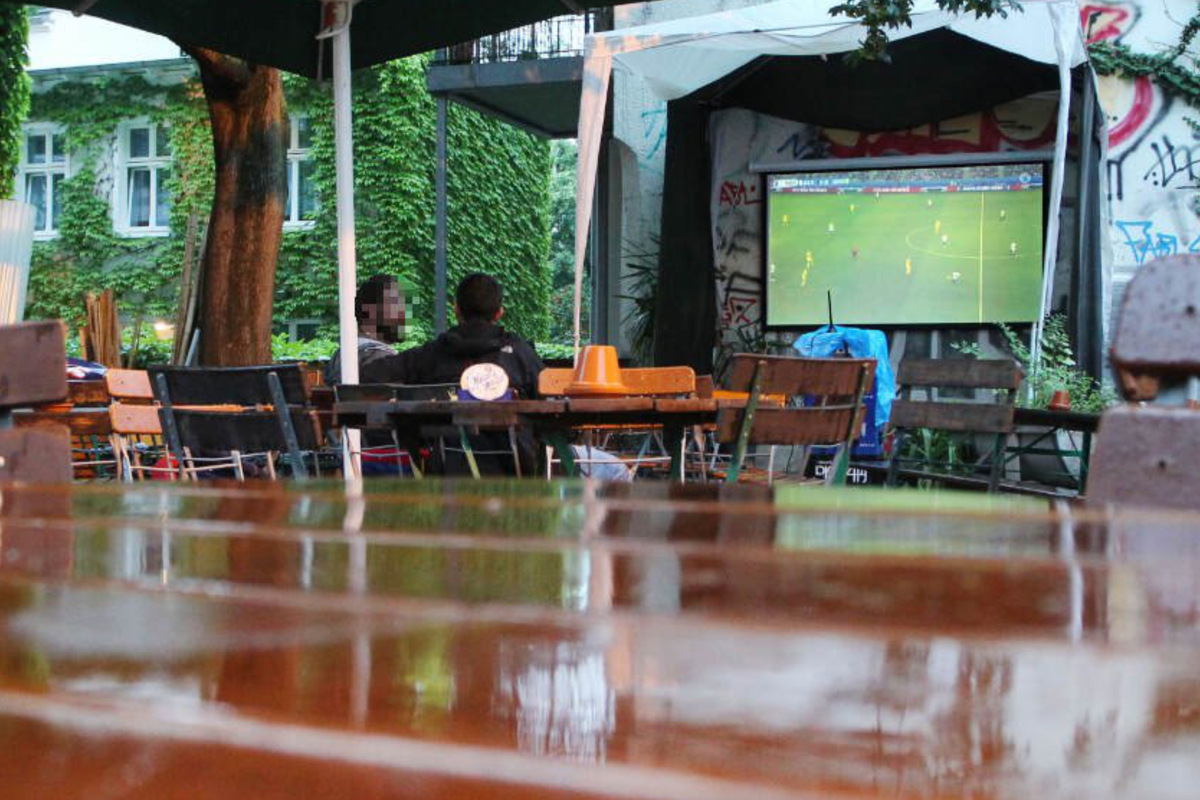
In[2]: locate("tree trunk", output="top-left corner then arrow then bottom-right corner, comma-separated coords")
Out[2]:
185,47 -> 287,366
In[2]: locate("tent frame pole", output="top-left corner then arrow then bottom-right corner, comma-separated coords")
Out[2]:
327,0 -> 362,479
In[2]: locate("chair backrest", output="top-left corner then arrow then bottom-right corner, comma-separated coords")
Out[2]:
1110,254 -> 1200,401
149,364 -> 309,406
105,369 -> 154,402
716,355 -> 875,447
169,409 -> 321,454
537,366 -> 696,398
891,359 -> 1022,434
110,401 -> 163,436
1088,405 -> 1200,511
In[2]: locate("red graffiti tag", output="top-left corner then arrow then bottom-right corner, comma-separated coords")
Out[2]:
1080,3 -> 1131,44
1108,76 -> 1155,149
823,112 -> 1055,158
722,292 -> 759,326
719,180 -> 761,207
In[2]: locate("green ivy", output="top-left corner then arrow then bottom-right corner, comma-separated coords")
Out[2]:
278,56 -> 551,345
0,5 -> 29,198
25,56 -> 553,350
830,0 -> 1019,62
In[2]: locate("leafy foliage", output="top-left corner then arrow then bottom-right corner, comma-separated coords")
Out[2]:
830,0 -> 1019,62
26,57 -> 552,351
0,5 -> 29,198
952,313 -> 1118,412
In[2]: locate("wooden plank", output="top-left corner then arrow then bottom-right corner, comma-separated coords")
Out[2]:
891,400 -> 1014,433
67,380 -> 111,406
566,397 -> 654,413
898,358 -> 1022,390
104,368 -> 154,401
0,427 -> 72,483
537,367 -> 574,397
0,321 -> 67,408
654,398 -> 717,413
13,408 -> 113,437
110,402 -> 163,436
622,366 -> 696,396
727,354 -> 874,396
716,406 -> 860,446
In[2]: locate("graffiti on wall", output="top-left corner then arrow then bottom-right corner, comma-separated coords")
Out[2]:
705,1 -> 1200,359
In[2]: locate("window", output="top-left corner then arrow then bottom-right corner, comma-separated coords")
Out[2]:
117,122 -> 172,235
19,127 -> 68,238
285,116 -> 317,228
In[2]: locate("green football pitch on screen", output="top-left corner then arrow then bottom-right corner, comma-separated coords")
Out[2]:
765,165 -> 1045,327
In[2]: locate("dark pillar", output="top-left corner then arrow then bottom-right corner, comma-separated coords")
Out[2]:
652,99 -> 716,372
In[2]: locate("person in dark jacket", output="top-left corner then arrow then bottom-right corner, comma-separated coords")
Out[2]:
363,273 -> 544,475
362,273 -> 543,395
324,274 -> 406,386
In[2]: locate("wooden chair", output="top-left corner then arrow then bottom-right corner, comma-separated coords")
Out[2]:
149,365 -> 319,481
0,321 -> 73,483
716,355 -> 874,486
103,369 -> 169,481
538,366 -> 697,479
1090,254 -> 1200,510
886,359 -> 1022,492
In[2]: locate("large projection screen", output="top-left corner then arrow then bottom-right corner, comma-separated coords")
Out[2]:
765,163 -> 1046,327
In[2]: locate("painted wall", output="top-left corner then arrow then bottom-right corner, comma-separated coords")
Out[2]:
1085,2 -> 1200,317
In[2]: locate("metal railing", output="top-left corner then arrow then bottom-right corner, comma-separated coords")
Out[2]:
432,11 -> 602,66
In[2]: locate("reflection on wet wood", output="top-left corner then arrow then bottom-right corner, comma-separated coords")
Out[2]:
0,479 -> 1198,799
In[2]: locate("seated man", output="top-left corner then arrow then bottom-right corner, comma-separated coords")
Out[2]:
324,273 -> 406,387
364,273 -> 543,475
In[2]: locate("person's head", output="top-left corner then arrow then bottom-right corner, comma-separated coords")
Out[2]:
454,273 -> 503,324
356,273 -> 405,343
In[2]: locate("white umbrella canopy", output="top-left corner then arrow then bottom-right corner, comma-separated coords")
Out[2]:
571,0 -> 1088,364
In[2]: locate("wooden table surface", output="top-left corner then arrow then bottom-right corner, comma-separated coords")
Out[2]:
1,479 -> 1198,799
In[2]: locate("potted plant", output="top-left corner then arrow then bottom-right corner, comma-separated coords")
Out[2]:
954,314 -> 1117,489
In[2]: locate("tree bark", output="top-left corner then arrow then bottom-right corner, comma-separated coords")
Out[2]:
184,47 -> 287,366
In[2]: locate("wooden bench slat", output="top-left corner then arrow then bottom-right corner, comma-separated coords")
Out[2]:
891,400 -> 1014,434
897,358 -> 1022,390
717,406 -> 863,446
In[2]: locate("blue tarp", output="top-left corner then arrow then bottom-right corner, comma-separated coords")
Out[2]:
793,326 -> 894,430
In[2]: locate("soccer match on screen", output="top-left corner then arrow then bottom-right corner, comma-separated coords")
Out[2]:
766,163 -> 1045,327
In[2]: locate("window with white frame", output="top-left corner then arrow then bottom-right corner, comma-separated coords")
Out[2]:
285,116 -> 317,227
117,122 -> 173,234
19,127 -> 68,237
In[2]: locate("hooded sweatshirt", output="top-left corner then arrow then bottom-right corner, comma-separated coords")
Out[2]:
362,320 -> 544,400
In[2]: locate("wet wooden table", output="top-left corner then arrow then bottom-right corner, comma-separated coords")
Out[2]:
1,479 -> 1198,799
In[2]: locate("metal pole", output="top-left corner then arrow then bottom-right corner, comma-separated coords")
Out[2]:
435,96 -> 449,334
1074,70 -> 1098,379
327,0 -> 361,478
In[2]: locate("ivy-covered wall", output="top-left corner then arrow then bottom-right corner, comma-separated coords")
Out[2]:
0,4 -> 30,198
24,55 -> 552,346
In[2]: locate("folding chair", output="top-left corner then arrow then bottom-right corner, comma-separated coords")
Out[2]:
150,365 -> 319,481
538,366 -> 696,479
886,359 -> 1022,492
717,355 -> 874,486
104,369 -> 172,482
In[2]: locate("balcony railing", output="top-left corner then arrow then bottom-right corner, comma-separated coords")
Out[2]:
433,11 -> 602,66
